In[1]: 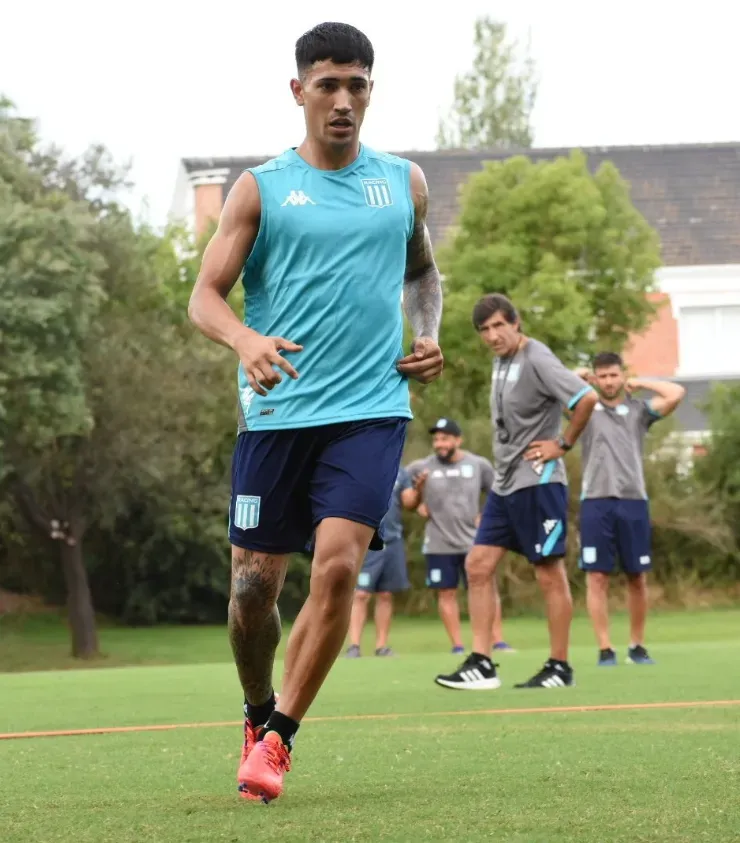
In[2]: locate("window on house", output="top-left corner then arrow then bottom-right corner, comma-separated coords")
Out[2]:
679,305 -> 740,375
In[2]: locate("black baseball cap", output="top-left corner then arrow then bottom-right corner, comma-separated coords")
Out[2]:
428,417 -> 462,436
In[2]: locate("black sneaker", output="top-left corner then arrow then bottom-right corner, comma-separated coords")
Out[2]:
598,648 -> 617,667
434,653 -> 502,690
626,645 -> 655,665
514,659 -> 574,688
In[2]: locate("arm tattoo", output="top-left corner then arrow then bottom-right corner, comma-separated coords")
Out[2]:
404,190 -> 442,342
228,547 -> 285,705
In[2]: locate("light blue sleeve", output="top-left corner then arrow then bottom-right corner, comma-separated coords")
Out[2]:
398,465 -> 413,491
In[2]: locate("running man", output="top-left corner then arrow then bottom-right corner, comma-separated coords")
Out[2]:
435,293 -> 597,691
576,352 -> 685,666
345,467 -> 414,657
405,418 -> 512,654
188,22 -> 443,802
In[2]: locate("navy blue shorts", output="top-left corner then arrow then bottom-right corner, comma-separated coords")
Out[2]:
474,484 -> 568,564
425,553 -> 467,590
229,418 -> 408,555
357,539 -> 410,593
579,498 -> 652,574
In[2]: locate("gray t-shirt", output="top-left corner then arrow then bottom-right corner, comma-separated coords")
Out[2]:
407,451 -> 494,554
581,396 -> 662,500
490,339 -> 594,496
379,466 -> 413,542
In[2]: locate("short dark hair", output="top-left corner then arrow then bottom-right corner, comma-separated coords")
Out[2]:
472,293 -> 519,330
592,351 -> 624,370
295,22 -> 374,76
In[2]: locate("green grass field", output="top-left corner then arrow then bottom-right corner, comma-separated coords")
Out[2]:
2,609 -> 739,842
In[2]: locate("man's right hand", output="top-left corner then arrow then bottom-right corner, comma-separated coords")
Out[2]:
413,470 -> 429,494
236,332 -> 303,396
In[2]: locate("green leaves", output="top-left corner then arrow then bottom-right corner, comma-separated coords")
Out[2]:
420,150 -> 661,424
0,112 -> 105,465
437,18 -> 537,150
0,100 -> 234,631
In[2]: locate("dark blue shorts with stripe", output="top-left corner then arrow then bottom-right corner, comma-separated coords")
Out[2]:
474,483 -> 568,564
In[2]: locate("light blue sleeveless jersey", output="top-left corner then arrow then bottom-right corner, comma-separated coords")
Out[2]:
237,145 -> 415,431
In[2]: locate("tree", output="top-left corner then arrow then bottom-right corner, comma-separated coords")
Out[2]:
0,100 -> 106,655
0,101 -> 233,656
692,383 -> 740,579
437,17 -> 537,150
424,150 -> 662,420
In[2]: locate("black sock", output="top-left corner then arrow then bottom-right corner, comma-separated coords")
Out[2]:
471,651 -> 490,663
245,691 -> 276,729
550,658 -> 571,671
263,710 -> 300,751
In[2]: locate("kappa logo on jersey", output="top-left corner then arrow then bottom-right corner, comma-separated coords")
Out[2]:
233,495 -> 261,530
281,190 -> 316,207
361,178 -> 393,207
461,464 -> 474,479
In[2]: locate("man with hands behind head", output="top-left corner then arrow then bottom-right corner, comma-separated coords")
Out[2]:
575,353 -> 685,668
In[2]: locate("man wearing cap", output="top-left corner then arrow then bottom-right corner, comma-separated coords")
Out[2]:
405,418 -> 512,654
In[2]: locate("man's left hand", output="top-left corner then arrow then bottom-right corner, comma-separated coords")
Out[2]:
524,439 -> 565,465
397,337 -> 444,384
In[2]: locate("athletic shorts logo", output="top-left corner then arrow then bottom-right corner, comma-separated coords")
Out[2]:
234,495 -> 261,530
582,546 -> 597,564
640,555 -> 651,566
361,178 -> 393,207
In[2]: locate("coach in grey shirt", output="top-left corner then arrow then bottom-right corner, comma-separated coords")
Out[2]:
435,293 -> 597,692
406,420 -> 511,653
576,352 -> 685,668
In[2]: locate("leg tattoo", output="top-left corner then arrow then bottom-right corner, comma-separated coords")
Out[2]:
228,547 -> 286,705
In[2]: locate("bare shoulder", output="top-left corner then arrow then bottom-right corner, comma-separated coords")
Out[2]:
406,160 -> 430,218
219,171 -> 261,230
192,171 -> 262,298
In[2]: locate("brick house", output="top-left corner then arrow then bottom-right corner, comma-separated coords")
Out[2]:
170,142 -> 740,433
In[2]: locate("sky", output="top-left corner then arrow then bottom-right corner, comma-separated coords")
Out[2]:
3,0 -> 737,225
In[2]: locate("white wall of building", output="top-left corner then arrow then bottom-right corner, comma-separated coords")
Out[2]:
657,264 -> 740,377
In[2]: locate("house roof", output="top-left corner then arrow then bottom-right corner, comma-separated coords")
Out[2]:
182,142 -> 740,267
